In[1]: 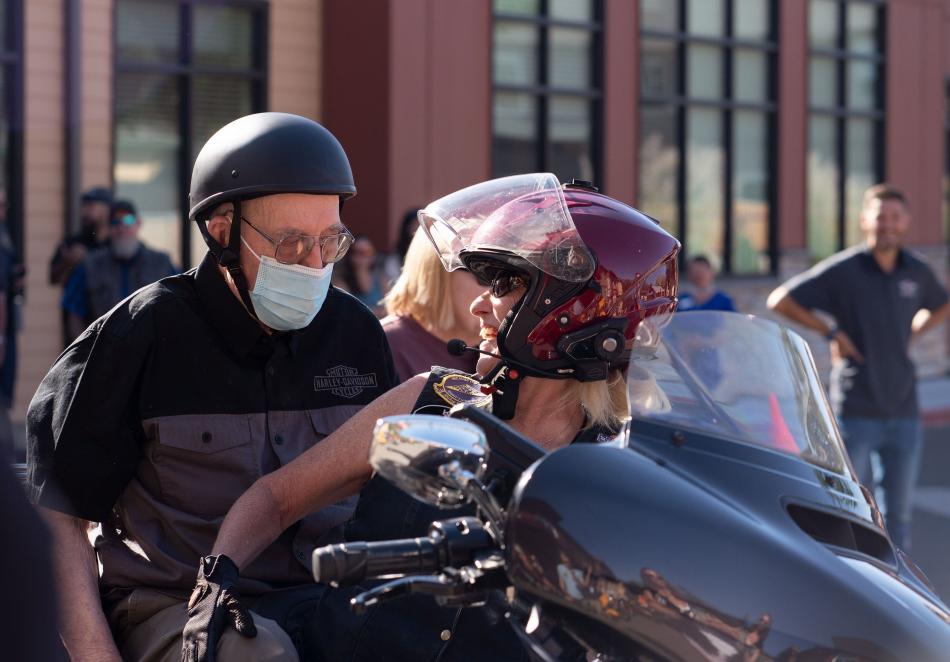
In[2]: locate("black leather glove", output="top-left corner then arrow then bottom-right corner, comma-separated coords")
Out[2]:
181,554 -> 257,662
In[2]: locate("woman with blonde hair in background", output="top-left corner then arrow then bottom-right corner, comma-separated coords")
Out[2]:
381,227 -> 485,380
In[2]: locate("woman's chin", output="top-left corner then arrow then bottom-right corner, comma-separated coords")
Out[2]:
475,354 -> 500,378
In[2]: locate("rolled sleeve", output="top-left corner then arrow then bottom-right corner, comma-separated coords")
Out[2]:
919,266 -> 949,312
783,264 -> 838,316
26,311 -> 151,522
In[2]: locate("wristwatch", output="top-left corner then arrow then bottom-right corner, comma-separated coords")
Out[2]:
824,326 -> 838,341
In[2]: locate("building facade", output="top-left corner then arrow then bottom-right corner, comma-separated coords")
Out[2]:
6,0 -> 950,421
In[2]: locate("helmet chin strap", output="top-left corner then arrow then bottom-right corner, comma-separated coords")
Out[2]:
199,199 -> 259,322
478,306 -> 525,420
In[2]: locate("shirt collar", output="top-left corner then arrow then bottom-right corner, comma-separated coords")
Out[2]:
860,245 -> 907,273
194,252 -> 272,360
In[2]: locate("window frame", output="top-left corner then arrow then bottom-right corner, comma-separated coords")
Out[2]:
1,0 -> 23,260
112,0 -> 269,268
638,0 -> 779,276
806,0 -> 886,258
490,0 -> 604,185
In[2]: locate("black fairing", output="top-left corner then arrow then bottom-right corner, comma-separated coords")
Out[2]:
505,431 -> 950,661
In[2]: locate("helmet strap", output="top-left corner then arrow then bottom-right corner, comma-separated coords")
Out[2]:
198,199 -> 258,320
480,363 -> 523,421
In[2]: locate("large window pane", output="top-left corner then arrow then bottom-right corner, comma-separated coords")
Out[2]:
687,45 -> 722,99
734,49 -> 767,103
640,0 -> 678,32
847,3 -> 878,55
550,0 -> 593,22
732,111 -> 769,274
687,0 -> 724,37
686,108 -> 724,261
116,0 -> 178,64
847,60 -> 878,110
549,28 -> 591,89
640,38 -> 677,98
639,104 -> 679,235
809,0 -> 839,49
809,56 -> 837,108
845,118 -> 876,246
734,0 -> 769,41
492,92 -> 537,176
808,116 -> 839,260
493,22 -> 539,86
548,96 -> 594,182
192,77 -> 254,162
194,6 -> 254,69
114,73 -> 182,266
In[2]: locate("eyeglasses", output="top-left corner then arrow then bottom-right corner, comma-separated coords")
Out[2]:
241,216 -> 354,265
110,214 -> 136,227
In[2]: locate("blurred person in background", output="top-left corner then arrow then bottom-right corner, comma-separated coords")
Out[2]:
768,184 -> 950,551
0,187 -> 22,462
332,234 -> 386,315
677,254 -> 737,312
61,199 -> 177,343
381,207 -> 420,287
380,228 -> 483,381
49,186 -> 112,286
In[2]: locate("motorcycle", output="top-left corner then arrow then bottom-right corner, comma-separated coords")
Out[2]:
311,311 -> 950,661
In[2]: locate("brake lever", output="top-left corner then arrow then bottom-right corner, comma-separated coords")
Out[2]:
350,574 -> 454,614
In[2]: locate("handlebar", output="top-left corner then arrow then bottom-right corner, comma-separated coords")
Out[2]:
312,517 -> 493,586
312,536 -> 440,585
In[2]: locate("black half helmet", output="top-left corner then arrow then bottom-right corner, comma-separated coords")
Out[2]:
189,112 -> 355,223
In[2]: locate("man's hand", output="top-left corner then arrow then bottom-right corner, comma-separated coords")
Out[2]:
831,330 -> 864,364
180,554 -> 256,662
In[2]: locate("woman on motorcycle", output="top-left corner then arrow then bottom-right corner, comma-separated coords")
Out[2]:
181,174 -> 679,661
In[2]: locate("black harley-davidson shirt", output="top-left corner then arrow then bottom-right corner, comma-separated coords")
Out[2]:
26,252 -> 397,599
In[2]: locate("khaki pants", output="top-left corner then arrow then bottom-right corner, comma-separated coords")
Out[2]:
109,589 -> 299,662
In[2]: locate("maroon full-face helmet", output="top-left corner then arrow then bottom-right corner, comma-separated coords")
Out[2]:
419,173 -> 680,388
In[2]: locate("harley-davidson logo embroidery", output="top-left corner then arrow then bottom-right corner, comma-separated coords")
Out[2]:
433,373 -> 491,408
314,365 -> 378,398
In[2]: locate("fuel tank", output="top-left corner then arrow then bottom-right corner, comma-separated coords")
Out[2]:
505,440 -> 950,661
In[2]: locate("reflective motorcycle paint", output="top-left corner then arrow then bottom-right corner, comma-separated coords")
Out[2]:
506,441 -> 950,661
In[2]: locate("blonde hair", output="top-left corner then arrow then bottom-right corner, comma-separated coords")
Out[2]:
560,369 -> 629,431
383,229 -> 457,332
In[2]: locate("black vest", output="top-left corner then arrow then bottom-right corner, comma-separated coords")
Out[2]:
307,368 -> 615,662
84,245 -> 172,321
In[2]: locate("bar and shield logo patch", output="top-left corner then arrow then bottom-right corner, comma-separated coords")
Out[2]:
314,365 -> 378,398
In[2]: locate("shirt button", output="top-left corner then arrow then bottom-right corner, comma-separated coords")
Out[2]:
267,365 -> 275,376
201,432 -> 212,443
440,630 -> 451,642
275,434 -> 284,445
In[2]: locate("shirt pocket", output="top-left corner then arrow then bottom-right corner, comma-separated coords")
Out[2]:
148,414 -> 257,518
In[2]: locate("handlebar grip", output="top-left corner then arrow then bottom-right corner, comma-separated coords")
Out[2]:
312,536 -> 440,585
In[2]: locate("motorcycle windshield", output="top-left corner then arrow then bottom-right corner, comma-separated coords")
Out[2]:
417,173 -> 596,283
628,311 -> 852,477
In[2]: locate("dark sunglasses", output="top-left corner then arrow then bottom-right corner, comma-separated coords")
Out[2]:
110,214 -> 137,227
474,269 -> 528,298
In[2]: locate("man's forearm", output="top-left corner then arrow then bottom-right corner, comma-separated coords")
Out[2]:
41,508 -> 122,661
767,289 -> 833,335
912,302 -> 950,338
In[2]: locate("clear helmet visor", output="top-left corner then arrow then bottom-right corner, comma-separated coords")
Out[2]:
418,173 -> 596,283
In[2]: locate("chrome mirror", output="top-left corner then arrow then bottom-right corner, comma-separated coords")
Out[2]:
370,415 -> 489,508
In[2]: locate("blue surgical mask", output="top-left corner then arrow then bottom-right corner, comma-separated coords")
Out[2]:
242,237 -> 332,331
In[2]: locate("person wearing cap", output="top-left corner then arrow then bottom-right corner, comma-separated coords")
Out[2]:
49,186 -> 113,287
61,199 -> 178,342
27,113 -> 397,661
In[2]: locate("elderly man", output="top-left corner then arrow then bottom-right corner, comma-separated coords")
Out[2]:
768,184 -> 950,551
61,199 -> 178,342
27,113 -> 397,661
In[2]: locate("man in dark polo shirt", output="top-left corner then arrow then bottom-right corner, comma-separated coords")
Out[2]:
768,184 -> 950,550
27,113 -> 397,661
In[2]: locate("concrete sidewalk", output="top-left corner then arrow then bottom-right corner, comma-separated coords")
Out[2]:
920,375 -> 950,427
